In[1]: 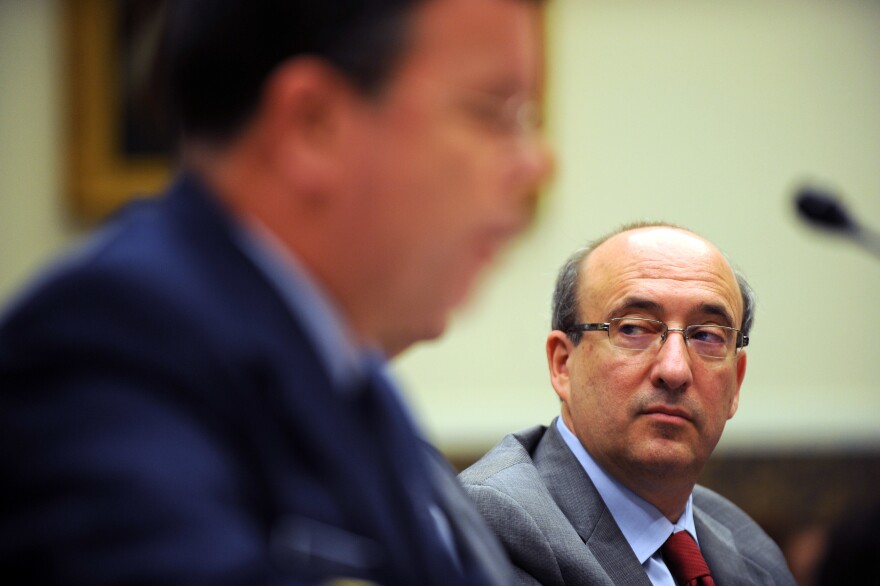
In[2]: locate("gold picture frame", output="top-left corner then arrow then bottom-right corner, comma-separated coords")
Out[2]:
64,0 -> 171,222
63,0 -> 547,222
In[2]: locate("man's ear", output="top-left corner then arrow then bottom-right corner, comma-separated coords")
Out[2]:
728,349 -> 747,419
257,57 -> 355,197
546,330 -> 575,403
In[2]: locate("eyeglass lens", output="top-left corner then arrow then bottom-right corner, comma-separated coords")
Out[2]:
609,317 -> 738,359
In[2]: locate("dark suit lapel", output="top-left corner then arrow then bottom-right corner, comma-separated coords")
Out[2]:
534,422 -> 652,586
348,373 -> 459,584
424,444 -> 513,586
695,507 -> 771,586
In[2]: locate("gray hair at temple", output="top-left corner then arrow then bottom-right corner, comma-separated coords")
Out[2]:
550,222 -> 756,345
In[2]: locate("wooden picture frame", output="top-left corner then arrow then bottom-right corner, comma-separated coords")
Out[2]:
64,0 -> 171,222
63,1 -> 547,222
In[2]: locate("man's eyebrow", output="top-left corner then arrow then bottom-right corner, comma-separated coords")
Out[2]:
610,298 -> 662,316
698,303 -> 735,327
609,298 -> 735,326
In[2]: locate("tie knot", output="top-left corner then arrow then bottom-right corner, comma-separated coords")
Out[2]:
661,531 -> 715,586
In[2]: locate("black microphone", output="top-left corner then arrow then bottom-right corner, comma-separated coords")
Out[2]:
794,186 -> 880,260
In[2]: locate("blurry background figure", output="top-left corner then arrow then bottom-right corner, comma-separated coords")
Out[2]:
0,0 -> 551,584
782,524 -> 827,586
814,500 -> 880,586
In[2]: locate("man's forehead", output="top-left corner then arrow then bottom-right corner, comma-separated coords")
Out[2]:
580,227 -> 743,319
399,0 -> 540,85
585,227 -> 723,273
601,227 -> 712,259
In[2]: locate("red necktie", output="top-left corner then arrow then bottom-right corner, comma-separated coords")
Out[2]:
661,531 -> 716,586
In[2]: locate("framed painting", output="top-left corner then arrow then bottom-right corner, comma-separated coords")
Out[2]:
64,0 -> 171,222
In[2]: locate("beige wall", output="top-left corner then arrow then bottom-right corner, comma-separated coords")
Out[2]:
2,0 -> 879,453
0,0 -> 79,301
395,0 -> 880,452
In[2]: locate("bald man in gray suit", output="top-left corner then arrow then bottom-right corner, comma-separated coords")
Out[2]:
460,224 -> 795,585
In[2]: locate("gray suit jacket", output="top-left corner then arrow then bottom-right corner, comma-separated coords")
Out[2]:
459,422 -> 796,586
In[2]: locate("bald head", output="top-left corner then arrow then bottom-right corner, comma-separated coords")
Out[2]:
551,223 -> 755,344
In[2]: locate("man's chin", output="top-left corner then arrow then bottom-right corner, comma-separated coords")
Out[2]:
383,316 -> 449,359
632,443 -> 699,479
383,263 -> 491,357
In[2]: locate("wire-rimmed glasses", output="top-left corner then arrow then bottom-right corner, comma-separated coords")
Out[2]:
566,317 -> 749,360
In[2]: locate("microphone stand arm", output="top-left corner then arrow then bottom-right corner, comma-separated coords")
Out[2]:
851,225 -> 880,261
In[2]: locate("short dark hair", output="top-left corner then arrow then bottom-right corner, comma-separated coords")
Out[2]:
158,0 -> 545,145
550,222 -> 756,344
157,0 -> 426,144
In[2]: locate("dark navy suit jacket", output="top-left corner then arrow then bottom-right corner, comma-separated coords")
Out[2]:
0,174 -> 511,585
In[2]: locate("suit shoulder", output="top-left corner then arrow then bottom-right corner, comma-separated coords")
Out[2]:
459,429 -> 568,585
458,426 -> 564,546
459,425 -> 547,486
458,426 -> 559,540
459,425 -> 610,585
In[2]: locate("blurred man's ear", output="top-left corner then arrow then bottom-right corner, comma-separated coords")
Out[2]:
257,58 -> 356,200
546,330 -> 575,404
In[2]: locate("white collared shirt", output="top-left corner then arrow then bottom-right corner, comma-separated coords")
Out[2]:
234,217 -> 370,391
556,417 -> 697,586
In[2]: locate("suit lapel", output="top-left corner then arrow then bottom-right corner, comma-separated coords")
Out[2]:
298,360 -> 467,585
424,445 -> 513,586
534,423 -> 652,586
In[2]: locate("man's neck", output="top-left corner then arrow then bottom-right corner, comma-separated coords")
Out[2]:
610,459 -> 698,523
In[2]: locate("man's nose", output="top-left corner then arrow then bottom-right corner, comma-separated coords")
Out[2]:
513,131 -> 554,192
650,329 -> 694,392
527,133 -> 555,185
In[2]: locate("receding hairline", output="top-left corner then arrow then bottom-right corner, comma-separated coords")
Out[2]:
579,224 -> 745,320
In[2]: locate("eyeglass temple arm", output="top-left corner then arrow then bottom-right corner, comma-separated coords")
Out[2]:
567,323 -> 610,333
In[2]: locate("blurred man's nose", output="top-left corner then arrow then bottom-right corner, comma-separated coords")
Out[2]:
525,132 -> 555,187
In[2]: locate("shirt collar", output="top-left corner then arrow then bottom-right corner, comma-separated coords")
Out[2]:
233,216 -> 376,392
554,417 -> 697,562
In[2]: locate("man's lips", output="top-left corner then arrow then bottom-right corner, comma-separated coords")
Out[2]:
642,405 -> 693,423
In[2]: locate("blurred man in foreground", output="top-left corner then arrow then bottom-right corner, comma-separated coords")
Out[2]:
0,1 -> 551,584
461,224 -> 796,585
